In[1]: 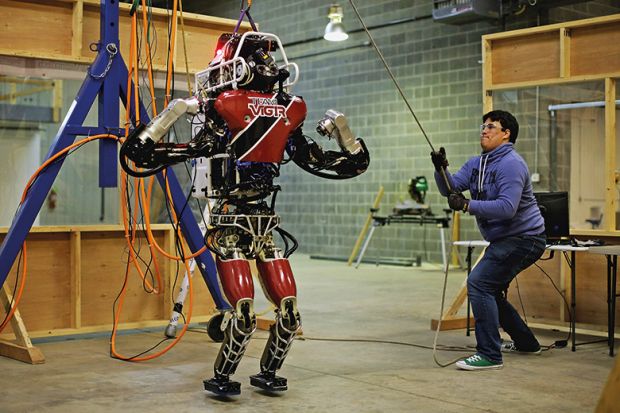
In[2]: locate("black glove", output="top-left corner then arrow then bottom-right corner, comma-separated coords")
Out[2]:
448,193 -> 469,212
431,147 -> 448,172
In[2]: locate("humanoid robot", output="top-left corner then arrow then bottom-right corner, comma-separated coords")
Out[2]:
119,31 -> 369,396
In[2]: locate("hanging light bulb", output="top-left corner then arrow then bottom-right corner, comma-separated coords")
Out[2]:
324,4 -> 349,42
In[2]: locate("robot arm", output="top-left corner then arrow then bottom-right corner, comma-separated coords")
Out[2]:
120,96 -> 217,177
286,110 -> 369,179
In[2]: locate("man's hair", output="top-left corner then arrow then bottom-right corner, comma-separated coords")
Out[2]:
483,110 -> 519,143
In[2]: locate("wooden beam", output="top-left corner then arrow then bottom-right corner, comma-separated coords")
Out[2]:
0,85 -> 53,101
482,38 -> 493,112
347,186 -> 384,266
0,339 -> 44,364
484,72 -> 620,92
560,27 -> 571,78
163,227 -> 175,319
0,284 -> 45,364
430,316 -> 473,331
595,355 -> 620,413
0,0 -> 250,74
482,13 -> 620,41
0,76 -> 55,86
71,0 -> 83,58
256,316 -> 274,331
482,14 -> 620,91
53,80 -> 63,123
604,78 -> 617,231
70,231 -> 81,329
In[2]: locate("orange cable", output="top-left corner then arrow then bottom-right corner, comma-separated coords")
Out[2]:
0,134 -> 119,333
109,226 -> 193,361
119,170 -> 157,293
138,171 -> 207,261
140,0 -> 158,118
119,16 -> 159,292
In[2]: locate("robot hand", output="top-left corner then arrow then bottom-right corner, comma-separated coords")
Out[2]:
316,109 -> 364,155
119,97 -> 217,177
286,110 -> 369,180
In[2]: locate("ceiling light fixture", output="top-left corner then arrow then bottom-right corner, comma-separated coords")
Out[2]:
324,4 -> 349,42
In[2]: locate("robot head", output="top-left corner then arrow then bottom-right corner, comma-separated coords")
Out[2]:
196,32 -> 299,96
408,176 -> 428,204
208,33 -> 280,93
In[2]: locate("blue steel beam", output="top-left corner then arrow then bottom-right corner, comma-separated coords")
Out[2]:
115,58 -> 229,310
0,51 -> 108,288
0,0 -> 228,311
98,0 -> 120,188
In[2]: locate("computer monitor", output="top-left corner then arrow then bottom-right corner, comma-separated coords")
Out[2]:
534,191 -> 569,241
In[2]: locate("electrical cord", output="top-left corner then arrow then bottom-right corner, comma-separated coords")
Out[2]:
534,261 -> 571,347
1,134 -> 119,333
186,326 -> 472,352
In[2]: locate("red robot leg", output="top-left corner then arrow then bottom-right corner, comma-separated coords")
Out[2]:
250,257 -> 301,392
203,257 -> 256,396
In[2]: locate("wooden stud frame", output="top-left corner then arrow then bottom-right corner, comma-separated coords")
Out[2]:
482,14 -> 620,232
0,225 -> 218,340
0,0 -> 251,74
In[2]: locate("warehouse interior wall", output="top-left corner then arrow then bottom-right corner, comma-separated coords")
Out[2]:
183,0 -> 620,262
1,0 -> 619,263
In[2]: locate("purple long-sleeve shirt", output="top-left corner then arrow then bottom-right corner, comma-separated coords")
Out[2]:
434,143 -> 544,242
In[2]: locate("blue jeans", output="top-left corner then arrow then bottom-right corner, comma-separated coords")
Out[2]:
468,235 -> 546,363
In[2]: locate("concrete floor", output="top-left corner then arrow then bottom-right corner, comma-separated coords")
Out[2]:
0,255 -> 614,412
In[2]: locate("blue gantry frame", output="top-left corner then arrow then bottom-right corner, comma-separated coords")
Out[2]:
0,0 -> 230,311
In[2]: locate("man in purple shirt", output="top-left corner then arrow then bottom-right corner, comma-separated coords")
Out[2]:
432,110 -> 546,370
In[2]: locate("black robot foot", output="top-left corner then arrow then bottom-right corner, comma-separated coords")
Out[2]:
203,376 -> 241,396
249,371 -> 288,392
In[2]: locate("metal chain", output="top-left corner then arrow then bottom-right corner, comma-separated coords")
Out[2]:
88,43 -> 118,79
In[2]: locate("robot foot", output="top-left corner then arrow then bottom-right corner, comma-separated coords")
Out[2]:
249,372 -> 288,392
203,376 -> 241,396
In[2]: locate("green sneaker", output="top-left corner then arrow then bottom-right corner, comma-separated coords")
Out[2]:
455,354 -> 503,370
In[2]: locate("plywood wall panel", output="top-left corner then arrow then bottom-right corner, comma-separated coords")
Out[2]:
0,0 -> 74,58
575,251 -> 620,326
571,23 -> 620,77
508,252 -> 563,321
0,232 -> 72,332
491,32 -> 560,85
80,231 -> 165,326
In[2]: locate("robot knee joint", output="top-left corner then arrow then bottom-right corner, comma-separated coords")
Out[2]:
279,297 -> 301,330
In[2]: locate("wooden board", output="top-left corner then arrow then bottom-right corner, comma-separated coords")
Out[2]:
491,32 -> 560,85
507,251 -> 563,322
0,0 -> 249,73
507,250 -> 620,327
483,14 -> 620,89
571,23 -> 620,78
0,226 -> 217,339
596,355 -> 620,412
80,230 -> 166,326
0,232 -> 72,333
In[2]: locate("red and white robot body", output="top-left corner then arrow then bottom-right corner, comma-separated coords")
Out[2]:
119,31 -> 369,396
214,89 -> 307,163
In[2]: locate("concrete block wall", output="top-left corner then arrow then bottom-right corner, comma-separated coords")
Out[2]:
186,0 -> 620,262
